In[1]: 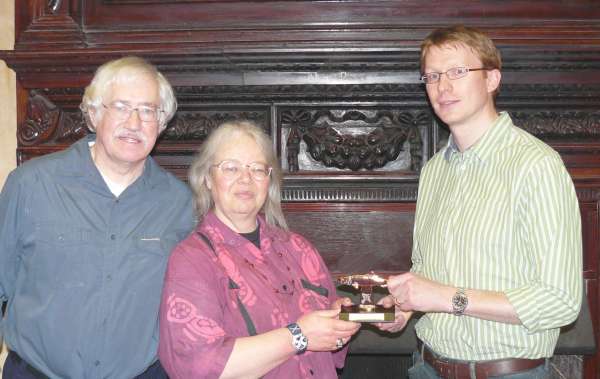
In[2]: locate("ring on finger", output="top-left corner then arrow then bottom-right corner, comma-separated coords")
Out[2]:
336,337 -> 344,348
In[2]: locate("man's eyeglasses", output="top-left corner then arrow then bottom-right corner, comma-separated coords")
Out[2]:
420,67 -> 488,84
212,160 -> 272,181
102,101 -> 163,123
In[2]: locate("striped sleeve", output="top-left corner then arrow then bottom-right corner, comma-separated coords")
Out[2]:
505,153 -> 583,333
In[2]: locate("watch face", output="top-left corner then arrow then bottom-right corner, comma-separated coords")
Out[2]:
287,323 -> 308,353
452,290 -> 468,315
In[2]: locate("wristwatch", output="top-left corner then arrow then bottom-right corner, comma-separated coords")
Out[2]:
452,287 -> 468,316
286,322 -> 308,354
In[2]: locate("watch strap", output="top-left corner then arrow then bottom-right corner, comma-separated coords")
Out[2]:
286,322 -> 308,353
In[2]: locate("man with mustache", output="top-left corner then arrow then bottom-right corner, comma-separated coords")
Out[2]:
0,56 -> 195,378
378,25 -> 582,378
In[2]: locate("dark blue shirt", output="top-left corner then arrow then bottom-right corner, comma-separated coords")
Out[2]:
0,135 -> 196,379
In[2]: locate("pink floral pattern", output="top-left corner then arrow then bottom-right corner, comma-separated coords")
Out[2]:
216,245 -> 257,306
298,289 -> 329,313
160,212 -> 343,379
166,294 -> 225,343
270,307 -> 290,327
300,249 -> 325,282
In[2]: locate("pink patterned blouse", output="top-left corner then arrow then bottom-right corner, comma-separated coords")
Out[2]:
159,211 -> 347,379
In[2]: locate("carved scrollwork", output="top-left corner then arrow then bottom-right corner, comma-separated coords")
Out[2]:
510,111 -> 600,138
282,108 -> 430,172
162,110 -> 268,141
48,0 -> 62,13
19,90 -> 87,146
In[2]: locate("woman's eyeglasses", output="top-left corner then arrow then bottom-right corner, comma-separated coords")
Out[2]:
212,160 -> 272,181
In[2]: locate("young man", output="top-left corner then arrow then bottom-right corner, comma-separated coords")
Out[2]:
379,25 -> 582,378
0,57 -> 196,378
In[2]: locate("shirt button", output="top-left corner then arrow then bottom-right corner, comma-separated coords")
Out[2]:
309,369 -> 314,375
94,360 -> 100,366
110,234 -> 116,240
106,275 -> 112,281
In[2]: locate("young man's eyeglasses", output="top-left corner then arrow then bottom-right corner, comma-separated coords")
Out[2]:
102,101 -> 163,123
212,160 -> 272,181
420,67 -> 488,84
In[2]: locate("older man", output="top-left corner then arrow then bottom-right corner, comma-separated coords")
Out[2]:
0,57 -> 195,378
379,25 -> 582,379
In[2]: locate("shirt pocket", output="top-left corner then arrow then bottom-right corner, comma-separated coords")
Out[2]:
132,229 -> 189,258
28,223 -> 96,289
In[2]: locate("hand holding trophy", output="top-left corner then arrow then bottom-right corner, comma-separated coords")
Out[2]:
336,271 -> 395,322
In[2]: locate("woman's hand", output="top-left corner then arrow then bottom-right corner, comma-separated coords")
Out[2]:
296,307 -> 360,351
331,296 -> 353,311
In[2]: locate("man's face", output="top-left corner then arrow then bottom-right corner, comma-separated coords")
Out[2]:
91,73 -> 161,170
423,43 -> 500,132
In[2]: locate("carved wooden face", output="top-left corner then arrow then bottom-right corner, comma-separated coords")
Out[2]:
90,72 -> 160,172
206,133 -> 270,233
423,43 -> 501,137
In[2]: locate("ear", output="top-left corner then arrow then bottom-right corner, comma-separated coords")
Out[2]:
486,69 -> 501,94
88,106 -> 101,129
205,174 -> 213,190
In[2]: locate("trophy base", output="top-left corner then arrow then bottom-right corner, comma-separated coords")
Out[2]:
339,304 -> 395,322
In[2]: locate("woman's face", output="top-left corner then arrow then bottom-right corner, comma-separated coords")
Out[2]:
207,133 -> 271,233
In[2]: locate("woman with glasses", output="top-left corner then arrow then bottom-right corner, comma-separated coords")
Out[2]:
159,120 -> 360,379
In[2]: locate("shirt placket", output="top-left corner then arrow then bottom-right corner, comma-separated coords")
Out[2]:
445,153 -> 471,285
94,196 -> 122,378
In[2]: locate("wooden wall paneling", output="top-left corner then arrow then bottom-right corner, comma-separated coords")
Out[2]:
580,198 -> 600,378
4,0 -> 600,377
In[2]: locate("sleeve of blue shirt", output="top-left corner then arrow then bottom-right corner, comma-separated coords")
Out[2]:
0,170 -> 26,326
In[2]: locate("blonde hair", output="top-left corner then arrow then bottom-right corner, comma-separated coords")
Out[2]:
80,56 -> 177,133
420,25 -> 502,95
189,120 -> 288,230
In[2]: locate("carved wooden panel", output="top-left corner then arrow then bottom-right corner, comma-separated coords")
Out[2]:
279,107 -> 429,172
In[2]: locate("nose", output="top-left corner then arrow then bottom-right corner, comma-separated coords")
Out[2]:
436,73 -> 452,92
236,165 -> 253,182
124,108 -> 142,130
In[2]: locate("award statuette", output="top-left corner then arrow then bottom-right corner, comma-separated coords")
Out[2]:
336,271 -> 395,322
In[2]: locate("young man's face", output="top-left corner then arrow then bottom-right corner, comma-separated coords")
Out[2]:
422,43 -> 500,132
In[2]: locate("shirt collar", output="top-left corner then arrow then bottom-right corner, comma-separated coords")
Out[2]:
443,111 -> 513,164
201,211 -> 288,248
56,134 -> 169,191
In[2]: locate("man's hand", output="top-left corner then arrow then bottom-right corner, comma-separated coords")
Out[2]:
387,272 -> 453,313
373,295 -> 413,333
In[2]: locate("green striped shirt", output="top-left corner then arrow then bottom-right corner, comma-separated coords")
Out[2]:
412,112 -> 582,360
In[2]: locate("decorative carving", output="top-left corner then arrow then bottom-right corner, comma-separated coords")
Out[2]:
175,84 -> 427,102
510,111 -> 600,138
576,188 -> 600,202
281,108 -> 429,172
48,0 -> 62,13
162,110 -> 269,141
18,90 -> 87,146
281,184 -> 419,202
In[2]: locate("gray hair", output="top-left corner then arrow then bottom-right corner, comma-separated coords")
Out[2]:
80,56 -> 177,133
189,120 -> 288,230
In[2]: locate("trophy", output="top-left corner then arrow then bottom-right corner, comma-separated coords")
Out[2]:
336,271 -> 395,322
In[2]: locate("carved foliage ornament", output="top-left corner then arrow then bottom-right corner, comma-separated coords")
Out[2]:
510,111 -> 600,138
163,111 -> 268,141
19,90 -> 87,146
282,109 -> 429,172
